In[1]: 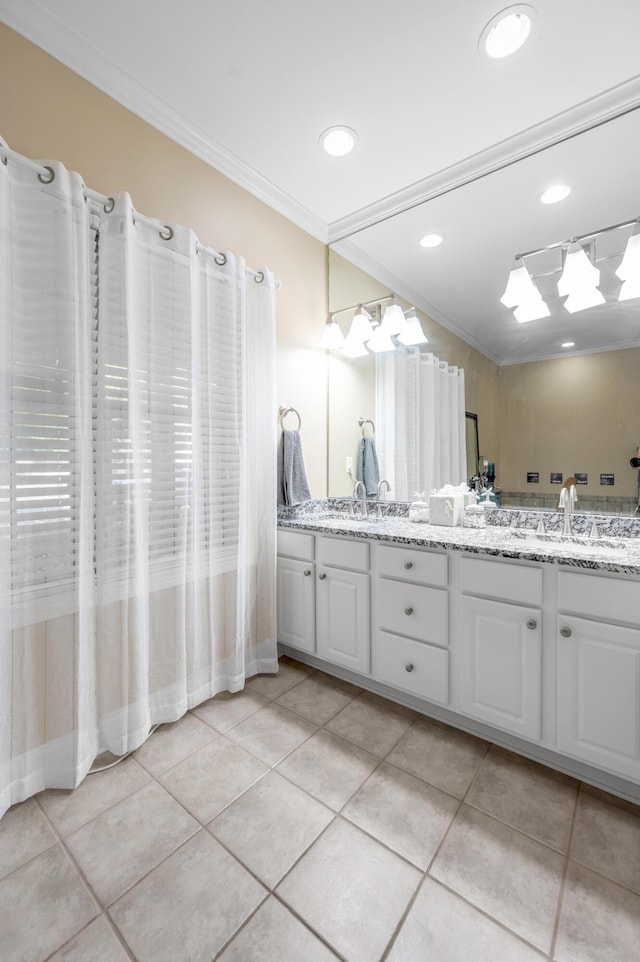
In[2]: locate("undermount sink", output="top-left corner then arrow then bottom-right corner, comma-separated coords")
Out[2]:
499,528 -> 628,555
312,511 -> 383,524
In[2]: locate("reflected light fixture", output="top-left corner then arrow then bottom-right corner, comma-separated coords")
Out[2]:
500,258 -> 549,323
367,326 -> 396,353
616,221 -> 640,301
320,314 -> 345,350
397,313 -> 429,346
558,241 -> 604,313
480,5 -> 534,59
379,295 -> 407,336
347,304 -> 375,342
342,336 -> 369,358
540,184 -> 571,205
320,125 -> 358,157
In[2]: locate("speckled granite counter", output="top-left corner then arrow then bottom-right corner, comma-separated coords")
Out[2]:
278,499 -> 640,575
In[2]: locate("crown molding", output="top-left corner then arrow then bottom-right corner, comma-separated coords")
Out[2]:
0,0 -> 329,242
327,75 -> 640,243
499,337 -> 640,367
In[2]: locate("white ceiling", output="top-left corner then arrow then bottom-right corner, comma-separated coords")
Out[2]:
3,0 -> 640,363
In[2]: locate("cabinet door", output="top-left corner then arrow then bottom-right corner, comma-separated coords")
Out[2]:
277,557 -> 315,653
458,595 -> 541,740
557,616 -> 640,782
316,564 -> 370,673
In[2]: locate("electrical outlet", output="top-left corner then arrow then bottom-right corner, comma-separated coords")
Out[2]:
346,456 -> 353,474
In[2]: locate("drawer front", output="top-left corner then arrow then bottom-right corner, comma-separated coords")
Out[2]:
376,543 -> 448,587
277,529 -> 314,562
376,577 -> 448,647
558,571 -> 640,626
317,535 -> 369,572
372,630 -> 449,704
461,557 -> 542,606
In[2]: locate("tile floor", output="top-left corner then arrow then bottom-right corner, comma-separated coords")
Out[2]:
1,657 -> 640,961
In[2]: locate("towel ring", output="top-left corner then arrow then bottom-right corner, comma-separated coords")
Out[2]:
279,405 -> 301,431
358,417 -> 375,438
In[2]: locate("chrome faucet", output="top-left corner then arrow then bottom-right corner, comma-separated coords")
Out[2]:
376,479 -> 391,517
353,480 -> 367,518
559,476 -> 577,536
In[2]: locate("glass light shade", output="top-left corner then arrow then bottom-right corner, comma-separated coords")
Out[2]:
616,230 -> 640,300
500,261 -> 540,307
618,278 -> 640,301
379,302 -> 406,335
367,327 -> 396,353
342,335 -> 369,358
347,307 -> 374,342
514,296 -> 550,323
558,244 -> 601,297
563,287 -> 605,314
320,315 -> 345,349
484,11 -> 531,58
397,315 -> 428,346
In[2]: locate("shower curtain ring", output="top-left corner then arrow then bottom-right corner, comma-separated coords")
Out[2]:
215,253 -> 227,266
103,197 -> 115,213
159,225 -> 174,240
254,271 -> 264,283
37,165 -> 55,184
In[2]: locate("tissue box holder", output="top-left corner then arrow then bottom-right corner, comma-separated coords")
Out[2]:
429,494 -> 464,526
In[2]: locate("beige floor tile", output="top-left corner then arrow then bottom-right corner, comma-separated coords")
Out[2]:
277,729 -> 379,810
325,691 -> 415,757
192,689 -> 270,732
225,703 -> 317,766
570,790 -> 640,895
388,718 -> 488,797
245,660 -> 312,699
343,761 -> 459,869
133,713 -> 217,775
276,817 -> 421,962
430,804 -> 564,954
158,736 -> 268,823
38,756 -> 151,837
0,845 -> 98,962
579,782 -> 640,818
0,797 -> 57,881
276,672 -> 362,725
110,830 -> 265,962
466,746 -> 578,852
554,861 -> 640,962
218,896 -> 339,961
49,915 -> 131,961
65,781 -> 199,905
387,876 -> 546,962
208,771 -> 334,888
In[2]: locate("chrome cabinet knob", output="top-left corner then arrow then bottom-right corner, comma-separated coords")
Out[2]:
404,607 -> 414,616
303,570 -> 311,577
405,663 -> 414,673
404,561 -> 413,570
319,573 -> 327,580
526,619 -> 537,630
560,626 -> 572,638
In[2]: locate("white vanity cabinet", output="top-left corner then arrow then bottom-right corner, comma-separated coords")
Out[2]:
276,530 -> 316,653
457,557 -> 543,741
556,571 -> 640,782
315,536 -> 370,674
372,544 -> 449,704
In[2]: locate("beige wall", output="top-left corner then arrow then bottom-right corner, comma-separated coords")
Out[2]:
499,348 -> 640,501
0,24 -> 328,496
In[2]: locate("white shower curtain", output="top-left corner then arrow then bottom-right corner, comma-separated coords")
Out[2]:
0,155 -> 277,817
376,348 -> 466,501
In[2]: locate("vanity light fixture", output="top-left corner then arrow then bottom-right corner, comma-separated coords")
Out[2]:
379,295 -> 407,336
419,233 -> 445,248
347,304 -> 375,342
480,5 -> 535,59
616,220 -> 640,301
500,258 -> 550,323
319,126 -> 358,157
540,184 -> 571,205
367,326 -> 396,353
397,312 -> 429,346
320,314 -> 345,350
342,336 -> 369,358
558,240 -> 604,313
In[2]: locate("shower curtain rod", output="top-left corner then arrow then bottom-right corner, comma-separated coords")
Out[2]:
0,138 -> 279,287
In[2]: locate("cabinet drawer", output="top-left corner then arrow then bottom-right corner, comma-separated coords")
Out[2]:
372,630 -> 449,704
558,571 -> 640,626
317,535 -> 369,572
376,578 -> 448,647
277,529 -> 314,562
461,557 -> 542,606
376,543 -> 448,587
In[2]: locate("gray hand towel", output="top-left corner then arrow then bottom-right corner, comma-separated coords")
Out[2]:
359,436 -> 380,497
278,429 -> 311,506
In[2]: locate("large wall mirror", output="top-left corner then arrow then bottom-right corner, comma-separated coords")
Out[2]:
327,109 -> 640,515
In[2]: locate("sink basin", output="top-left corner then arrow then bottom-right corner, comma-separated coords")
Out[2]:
497,528 -> 628,558
311,512 -> 383,525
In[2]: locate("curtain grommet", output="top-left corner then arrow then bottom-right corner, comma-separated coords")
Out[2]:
103,197 -> 115,214
159,225 -> 174,241
37,165 -> 55,184
254,271 -> 264,284
215,253 -> 227,266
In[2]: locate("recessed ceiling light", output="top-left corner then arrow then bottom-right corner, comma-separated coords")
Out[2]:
540,184 -> 571,205
420,233 -> 445,248
561,341 -> 575,348
319,126 -> 358,157
480,5 -> 535,59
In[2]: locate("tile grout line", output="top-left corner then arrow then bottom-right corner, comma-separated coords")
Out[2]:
548,778 -> 582,960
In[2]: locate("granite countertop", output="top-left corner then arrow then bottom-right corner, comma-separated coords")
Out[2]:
277,500 -> 640,576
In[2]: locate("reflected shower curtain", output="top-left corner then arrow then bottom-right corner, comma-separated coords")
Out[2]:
0,157 -> 277,818
376,348 -> 466,501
